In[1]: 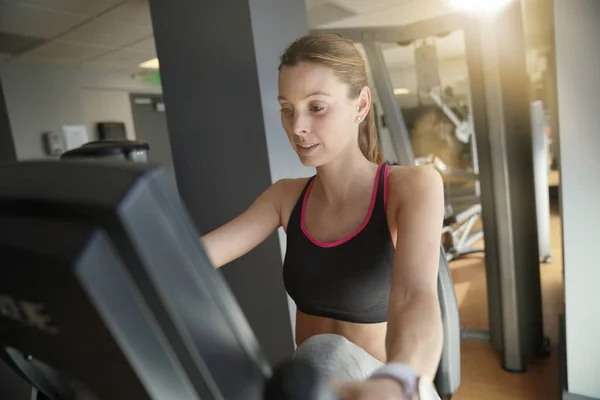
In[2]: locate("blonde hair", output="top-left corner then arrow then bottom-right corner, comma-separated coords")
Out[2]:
279,32 -> 383,164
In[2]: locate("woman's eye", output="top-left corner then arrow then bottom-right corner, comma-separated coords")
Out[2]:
280,107 -> 293,115
310,105 -> 325,112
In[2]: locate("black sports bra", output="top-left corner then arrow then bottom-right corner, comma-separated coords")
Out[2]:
282,163 -> 395,324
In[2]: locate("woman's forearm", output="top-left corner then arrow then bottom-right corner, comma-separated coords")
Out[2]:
385,292 -> 444,380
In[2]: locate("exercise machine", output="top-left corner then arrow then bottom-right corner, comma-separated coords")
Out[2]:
0,160 -> 460,399
60,139 -> 150,163
413,155 -> 484,262
531,100 -> 552,264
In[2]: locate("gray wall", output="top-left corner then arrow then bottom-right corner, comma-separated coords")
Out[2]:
81,88 -> 137,142
148,0 -> 309,367
0,75 -> 32,400
1,63 -> 83,160
554,0 -> 600,398
130,93 -> 177,185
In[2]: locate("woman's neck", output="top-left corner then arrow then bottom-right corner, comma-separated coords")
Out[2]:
313,150 -> 379,206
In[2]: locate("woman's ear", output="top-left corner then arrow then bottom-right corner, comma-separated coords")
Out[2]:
357,86 -> 372,120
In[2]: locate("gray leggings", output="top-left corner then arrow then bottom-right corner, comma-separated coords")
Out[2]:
291,333 -> 441,399
291,333 -> 384,381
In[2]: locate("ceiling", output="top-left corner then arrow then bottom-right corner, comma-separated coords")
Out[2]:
0,0 -> 552,73
0,0 -> 155,70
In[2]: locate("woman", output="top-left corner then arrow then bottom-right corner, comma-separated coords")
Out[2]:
201,33 -> 445,399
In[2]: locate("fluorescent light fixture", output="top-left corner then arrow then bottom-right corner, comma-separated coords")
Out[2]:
447,0 -> 514,13
393,88 -> 410,95
139,58 -> 159,69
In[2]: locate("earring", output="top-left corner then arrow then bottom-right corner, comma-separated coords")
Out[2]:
357,116 -> 362,122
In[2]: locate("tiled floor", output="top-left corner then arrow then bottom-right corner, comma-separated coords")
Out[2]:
449,199 -> 563,399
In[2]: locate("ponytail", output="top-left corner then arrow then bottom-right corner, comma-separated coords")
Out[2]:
359,106 -> 384,164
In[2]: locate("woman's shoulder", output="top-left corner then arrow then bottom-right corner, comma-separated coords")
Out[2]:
273,176 -> 313,231
386,164 -> 444,205
275,176 -> 313,203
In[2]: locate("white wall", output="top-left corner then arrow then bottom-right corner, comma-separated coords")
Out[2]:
0,62 -> 161,160
554,0 -> 600,398
81,89 -> 136,142
0,64 -> 83,160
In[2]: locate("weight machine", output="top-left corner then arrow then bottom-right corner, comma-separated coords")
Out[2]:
419,85 -> 484,262
383,37 -> 485,262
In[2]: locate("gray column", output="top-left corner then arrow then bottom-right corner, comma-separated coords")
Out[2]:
465,2 -> 545,372
147,0 -> 309,367
553,1 -> 600,399
0,79 -> 30,399
0,78 -> 16,165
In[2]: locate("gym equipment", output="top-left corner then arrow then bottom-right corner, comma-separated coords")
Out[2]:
531,101 -> 552,263
428,89 -> 473,145
0,161 -> 460,399
60,139 -> 150,163
442,204 -> 484,262
415,156 -> 484,262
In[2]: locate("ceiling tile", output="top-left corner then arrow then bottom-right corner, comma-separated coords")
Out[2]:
13,0 -> 124,16
17,40 -> 112,62
7,56 -> 83,68
83,60 -> 138,70
0,31 -> 43,54
59,17 -> 153,48
0,1 -> 87,39
86,47 -> 153,68
126,36 -> 156,53
100,0 -> 153,28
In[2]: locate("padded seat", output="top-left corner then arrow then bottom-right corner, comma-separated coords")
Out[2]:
434,244 -> 461,398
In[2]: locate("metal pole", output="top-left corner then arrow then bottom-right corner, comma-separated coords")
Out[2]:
464,1 -> 546,372
361,40 -> 415,166
478,14 -> 524,372
531,101 -> 552,263
463,18 -> 505,357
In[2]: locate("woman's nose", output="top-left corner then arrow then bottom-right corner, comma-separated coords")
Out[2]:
292,114 -> 310,136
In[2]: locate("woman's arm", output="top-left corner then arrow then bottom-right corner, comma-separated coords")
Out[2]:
200,179 -> 286,269
385,165 -> 445,380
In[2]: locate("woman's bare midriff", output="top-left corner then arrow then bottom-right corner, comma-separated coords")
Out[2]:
294,310 -> 389,362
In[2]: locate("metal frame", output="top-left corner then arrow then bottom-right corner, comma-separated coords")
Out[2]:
311,13 -> 466,43
361,40 -> 415,165
312,7 -> 545,373
442,204 -> 485,262
463,15 -> 525,370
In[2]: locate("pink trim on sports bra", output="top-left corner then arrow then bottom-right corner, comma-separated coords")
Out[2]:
383,164 -> 396,248
301,164 -> 383,248
384,164 -> 390,213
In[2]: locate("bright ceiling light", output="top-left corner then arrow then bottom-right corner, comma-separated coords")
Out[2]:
394,88 -> 410,95
447,0 -> 514,13
139,58 -> 159,69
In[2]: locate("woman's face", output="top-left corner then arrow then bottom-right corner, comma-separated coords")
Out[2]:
277,62 -> 368,167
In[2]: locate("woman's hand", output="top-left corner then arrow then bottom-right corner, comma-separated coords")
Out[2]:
331,378 -> 406,400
